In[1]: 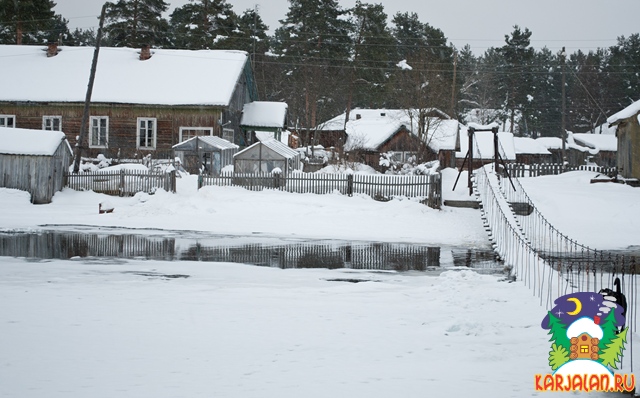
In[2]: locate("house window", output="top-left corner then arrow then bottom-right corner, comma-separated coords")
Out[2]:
137,117 -> 157,149
179,127 -> 213,142
0,115 -> 15,128
222,128 -> 234,143
580,345 -> 589,354
89,116 -> 108,148
42,116 -> 62,131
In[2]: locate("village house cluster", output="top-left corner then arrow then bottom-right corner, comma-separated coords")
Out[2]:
0,42 -> 639,203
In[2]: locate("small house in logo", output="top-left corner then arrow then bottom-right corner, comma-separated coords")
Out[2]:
535,279 -> 635,392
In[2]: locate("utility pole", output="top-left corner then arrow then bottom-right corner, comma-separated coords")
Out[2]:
450,50 -> 457,118
72,3 -> 107,173
560,46 -> 567,168
252,4 -> 258,70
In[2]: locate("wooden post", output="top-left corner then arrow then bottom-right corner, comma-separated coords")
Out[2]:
119,169 -> 125,197
493,126 -> 499,173
72,3 -> 107,173
468,127 -> 474,196
347,174 -> 353,197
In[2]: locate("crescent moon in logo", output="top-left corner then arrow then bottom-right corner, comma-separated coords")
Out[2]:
567,297 -> 582,316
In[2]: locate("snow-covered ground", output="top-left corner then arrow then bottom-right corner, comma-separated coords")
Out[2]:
0,259 -> 553,398
0,171 -> 488,247
519,171 -> 640,250
1,168 -> 640,397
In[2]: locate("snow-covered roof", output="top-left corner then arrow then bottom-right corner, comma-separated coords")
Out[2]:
0,127 -> 69,156
587,122 -> 617,135
512,137 -> 551,155
172,135 -> 238,151
572,133 -> 617,152
608,99 -> 640,125
0,45 -> 248,106
344,115 -> 406,151
255,130 -> 290,145
457,130 -> 516,160
324,109 -> 452,152
536,137 -> 563,150
235,138 -> 299,159
426,119 -> 460,152
566,317 -> 603,339
318,108 -> 450,131
241,102 -> 288,129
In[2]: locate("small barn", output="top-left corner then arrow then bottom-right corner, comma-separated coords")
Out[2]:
172,136 -> 238,175
608,99 -> 640,180
240,101 -> 288,144
234,139 -> 301,174
572,133 -> 617,168
0,127 -> 72,204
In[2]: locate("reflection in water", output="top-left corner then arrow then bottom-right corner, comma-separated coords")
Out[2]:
0,231 -> 503,272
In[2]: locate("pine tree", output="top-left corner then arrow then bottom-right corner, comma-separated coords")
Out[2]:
0,0 -> 62,44
234,8 -> 269,54
498,25 -> 535,135
524,47 -> 562,138
605,34 -> 640,112
68,28 -> 97,47
546,311 -> 571,351
600,328 -> 628,369
168,0 -> 239,50
567,49 -> 609,133
273,0 -> 352,145
103,0 -> 170,48
345,1 -> 396,109
549,343 -> 570,371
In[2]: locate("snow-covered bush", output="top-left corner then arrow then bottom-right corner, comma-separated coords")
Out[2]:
379,151 -> 439,175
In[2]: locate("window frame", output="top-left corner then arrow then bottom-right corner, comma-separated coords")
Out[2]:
178,126 -> 213,142
42,115 -> 62,131
137,117 -> 157,150
0,114 -> 16,128
222,128 -> 235,143
89,116 -> 109,148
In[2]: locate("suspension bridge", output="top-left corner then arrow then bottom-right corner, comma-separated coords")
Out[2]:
460,125 -> 639,376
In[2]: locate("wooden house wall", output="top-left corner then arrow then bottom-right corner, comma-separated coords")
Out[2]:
224,62 -> 258,147
0,102 -> 224,158
378,129 -> 422,153
616,115 -> 640,179
438,150 -> 456,169
316,130 -> 347,149
0,142 -> 71,204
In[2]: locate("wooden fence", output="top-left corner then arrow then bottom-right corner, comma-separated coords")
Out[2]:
200,171 -> 442,208
65,170 -> 176,196
503,163 -> 617,178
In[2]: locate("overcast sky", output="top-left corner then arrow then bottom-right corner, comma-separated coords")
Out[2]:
54,0 -> 640,54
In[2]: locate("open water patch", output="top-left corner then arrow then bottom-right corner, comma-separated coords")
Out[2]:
0,229 -> 504,273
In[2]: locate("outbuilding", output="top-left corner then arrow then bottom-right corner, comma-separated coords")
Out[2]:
172,135 -> 238,175
0,127 -> 72,204
608,100 -> 640,180
234,139 -> 301,174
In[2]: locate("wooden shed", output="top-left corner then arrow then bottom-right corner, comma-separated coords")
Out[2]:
513,137 -> 552,165
234,139 -> 301,174
0,127 -> 72,204
172,135 -> 238,175
608,100 -> 640,180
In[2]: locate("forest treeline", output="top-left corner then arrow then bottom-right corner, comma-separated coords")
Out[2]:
1,0 -> 639,137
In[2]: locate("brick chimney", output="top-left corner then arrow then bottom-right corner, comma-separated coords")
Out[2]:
46,42 -> 59,57
140,44 -> 151,61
